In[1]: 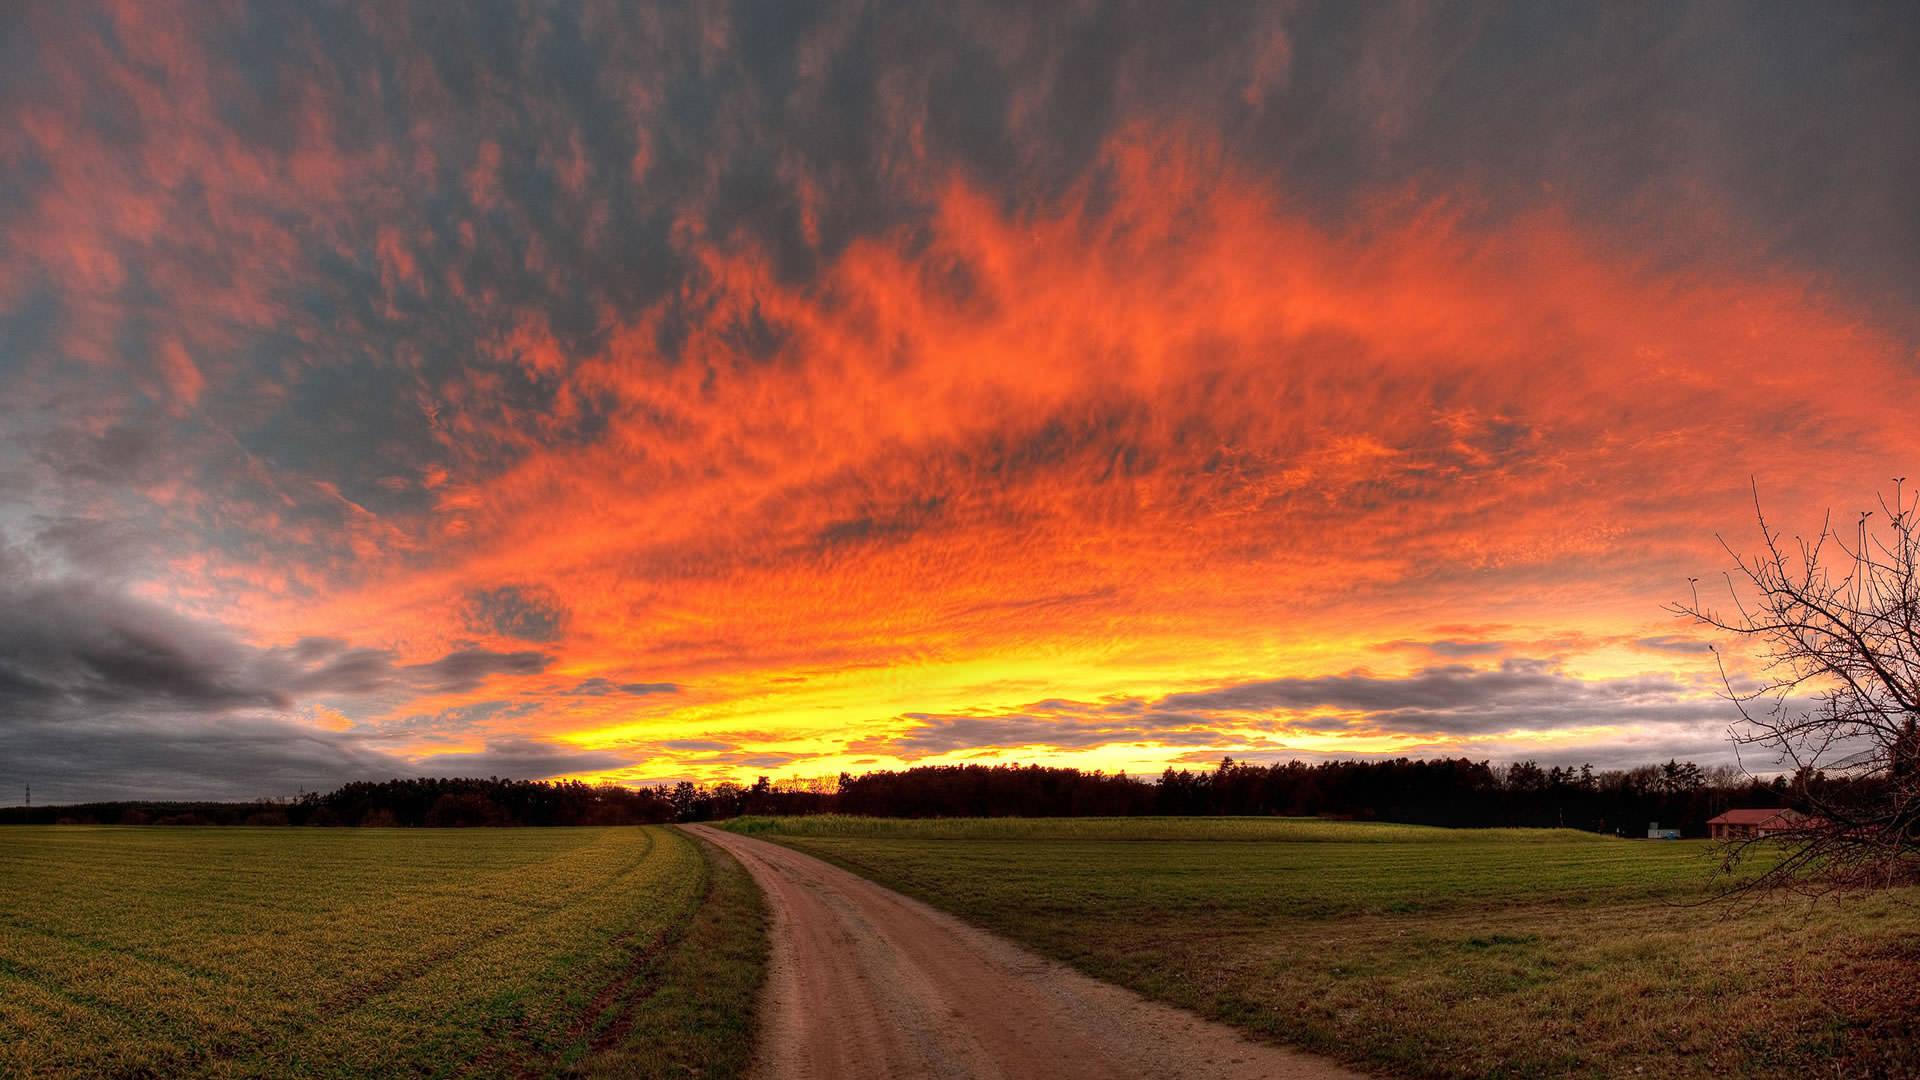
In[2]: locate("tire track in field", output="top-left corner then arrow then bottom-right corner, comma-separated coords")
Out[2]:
0,930 -> 257,1058
278,827 -> 675,1078
692,824 -> 1371,1080
0,956 -> 148,1038
0,829 -> 691,1079
0,918 -> 237,986
569,844 -> 713,1058
0,950 -> 273,1077
322,828 -> 664,1021
454,827 -> 711,1079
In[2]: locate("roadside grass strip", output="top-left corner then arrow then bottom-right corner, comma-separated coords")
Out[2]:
728,816 -> 1920,1080
580,830 -> 767,1080
0,825 -> 758,1079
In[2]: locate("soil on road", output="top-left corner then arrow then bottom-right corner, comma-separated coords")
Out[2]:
688,824 -> 1368,1080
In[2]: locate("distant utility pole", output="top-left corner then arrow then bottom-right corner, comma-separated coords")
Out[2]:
24,784 -> 29,808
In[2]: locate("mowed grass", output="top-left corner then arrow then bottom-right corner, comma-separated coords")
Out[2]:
728,816 -> 1920,1079
0,826 -> 765,1080
728,813 -> 1610,844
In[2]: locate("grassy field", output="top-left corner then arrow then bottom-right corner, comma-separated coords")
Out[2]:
727,816 -> 1920,1079
0,825 -> 764,1080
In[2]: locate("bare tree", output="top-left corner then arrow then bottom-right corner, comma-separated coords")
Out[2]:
1672,479 -> 1920,893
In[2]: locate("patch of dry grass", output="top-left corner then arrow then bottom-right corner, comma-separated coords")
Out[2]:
0,825 -> 762,1080
734,818 -> 1920,1079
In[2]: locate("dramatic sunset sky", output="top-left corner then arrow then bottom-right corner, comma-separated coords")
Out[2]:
3,3 -> 1917,801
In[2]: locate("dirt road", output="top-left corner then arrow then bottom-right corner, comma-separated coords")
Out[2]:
688,824 -> 1368,1080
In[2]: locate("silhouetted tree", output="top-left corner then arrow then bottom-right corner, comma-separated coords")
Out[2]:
669,781 -> 699,822
1675,480 -> 1920,890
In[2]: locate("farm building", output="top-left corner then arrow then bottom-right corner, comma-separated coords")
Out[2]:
1706,808 -> 1806,840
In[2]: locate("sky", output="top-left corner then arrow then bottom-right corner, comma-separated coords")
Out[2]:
3,2 -> 1918,803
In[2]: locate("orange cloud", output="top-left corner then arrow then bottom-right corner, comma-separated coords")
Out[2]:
190,127 -> 1914,782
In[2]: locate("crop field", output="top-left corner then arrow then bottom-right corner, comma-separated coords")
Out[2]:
0,826 -> 763,1080
729,816 -> 1920,1079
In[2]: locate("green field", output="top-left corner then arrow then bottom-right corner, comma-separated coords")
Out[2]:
0,826 -> 763,1080
727,816 -> 1920,1079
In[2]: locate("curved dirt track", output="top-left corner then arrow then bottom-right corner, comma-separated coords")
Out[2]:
688,824 -> 1368,1080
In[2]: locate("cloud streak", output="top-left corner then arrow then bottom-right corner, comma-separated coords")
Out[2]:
852,660 -> 1736,764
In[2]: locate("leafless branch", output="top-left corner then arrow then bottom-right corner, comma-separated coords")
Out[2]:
1668,479 -> 1920,896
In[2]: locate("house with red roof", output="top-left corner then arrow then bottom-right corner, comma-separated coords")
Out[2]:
1706,808 -> 1806,840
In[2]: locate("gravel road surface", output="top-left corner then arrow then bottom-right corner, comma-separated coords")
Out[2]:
688,824 -> 1368,1080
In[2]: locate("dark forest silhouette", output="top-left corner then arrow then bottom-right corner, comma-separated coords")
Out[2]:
0,756 -> 1843,834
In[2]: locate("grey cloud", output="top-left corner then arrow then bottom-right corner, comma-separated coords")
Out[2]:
1158,659 -> 1677,716
463,584 -> 570,643
0,578 -> 285,713
262,638 -> 551,697
411,649 -> 551,693
1380,639 -> 1507,658
1635,635 -> 1712,654
849,705 -> 1249,761
32,418 -> 179,489
806,496 -> 951,556
1291,696 -> 1730,738
853,660 -> 1739,760
0,708 -> 413,804
1164,735 -> 1751,773
405,737 -> 635,780
281,646 -> 400,696
1245,4 -> 1920,325
372,700 -> 541,739
1156,660 -> 1732,738
0,563 -> 555,800
567,678 -> 680,696
30,514 -> 157,576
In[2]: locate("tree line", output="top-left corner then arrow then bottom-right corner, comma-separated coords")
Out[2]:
796,757 -> 1800,834
0,756 -> 1819,834
0,777 -> 678,828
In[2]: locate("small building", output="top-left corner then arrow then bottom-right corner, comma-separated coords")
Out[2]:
1647,822 -> 1681,840
1706,808 -> 1806,840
